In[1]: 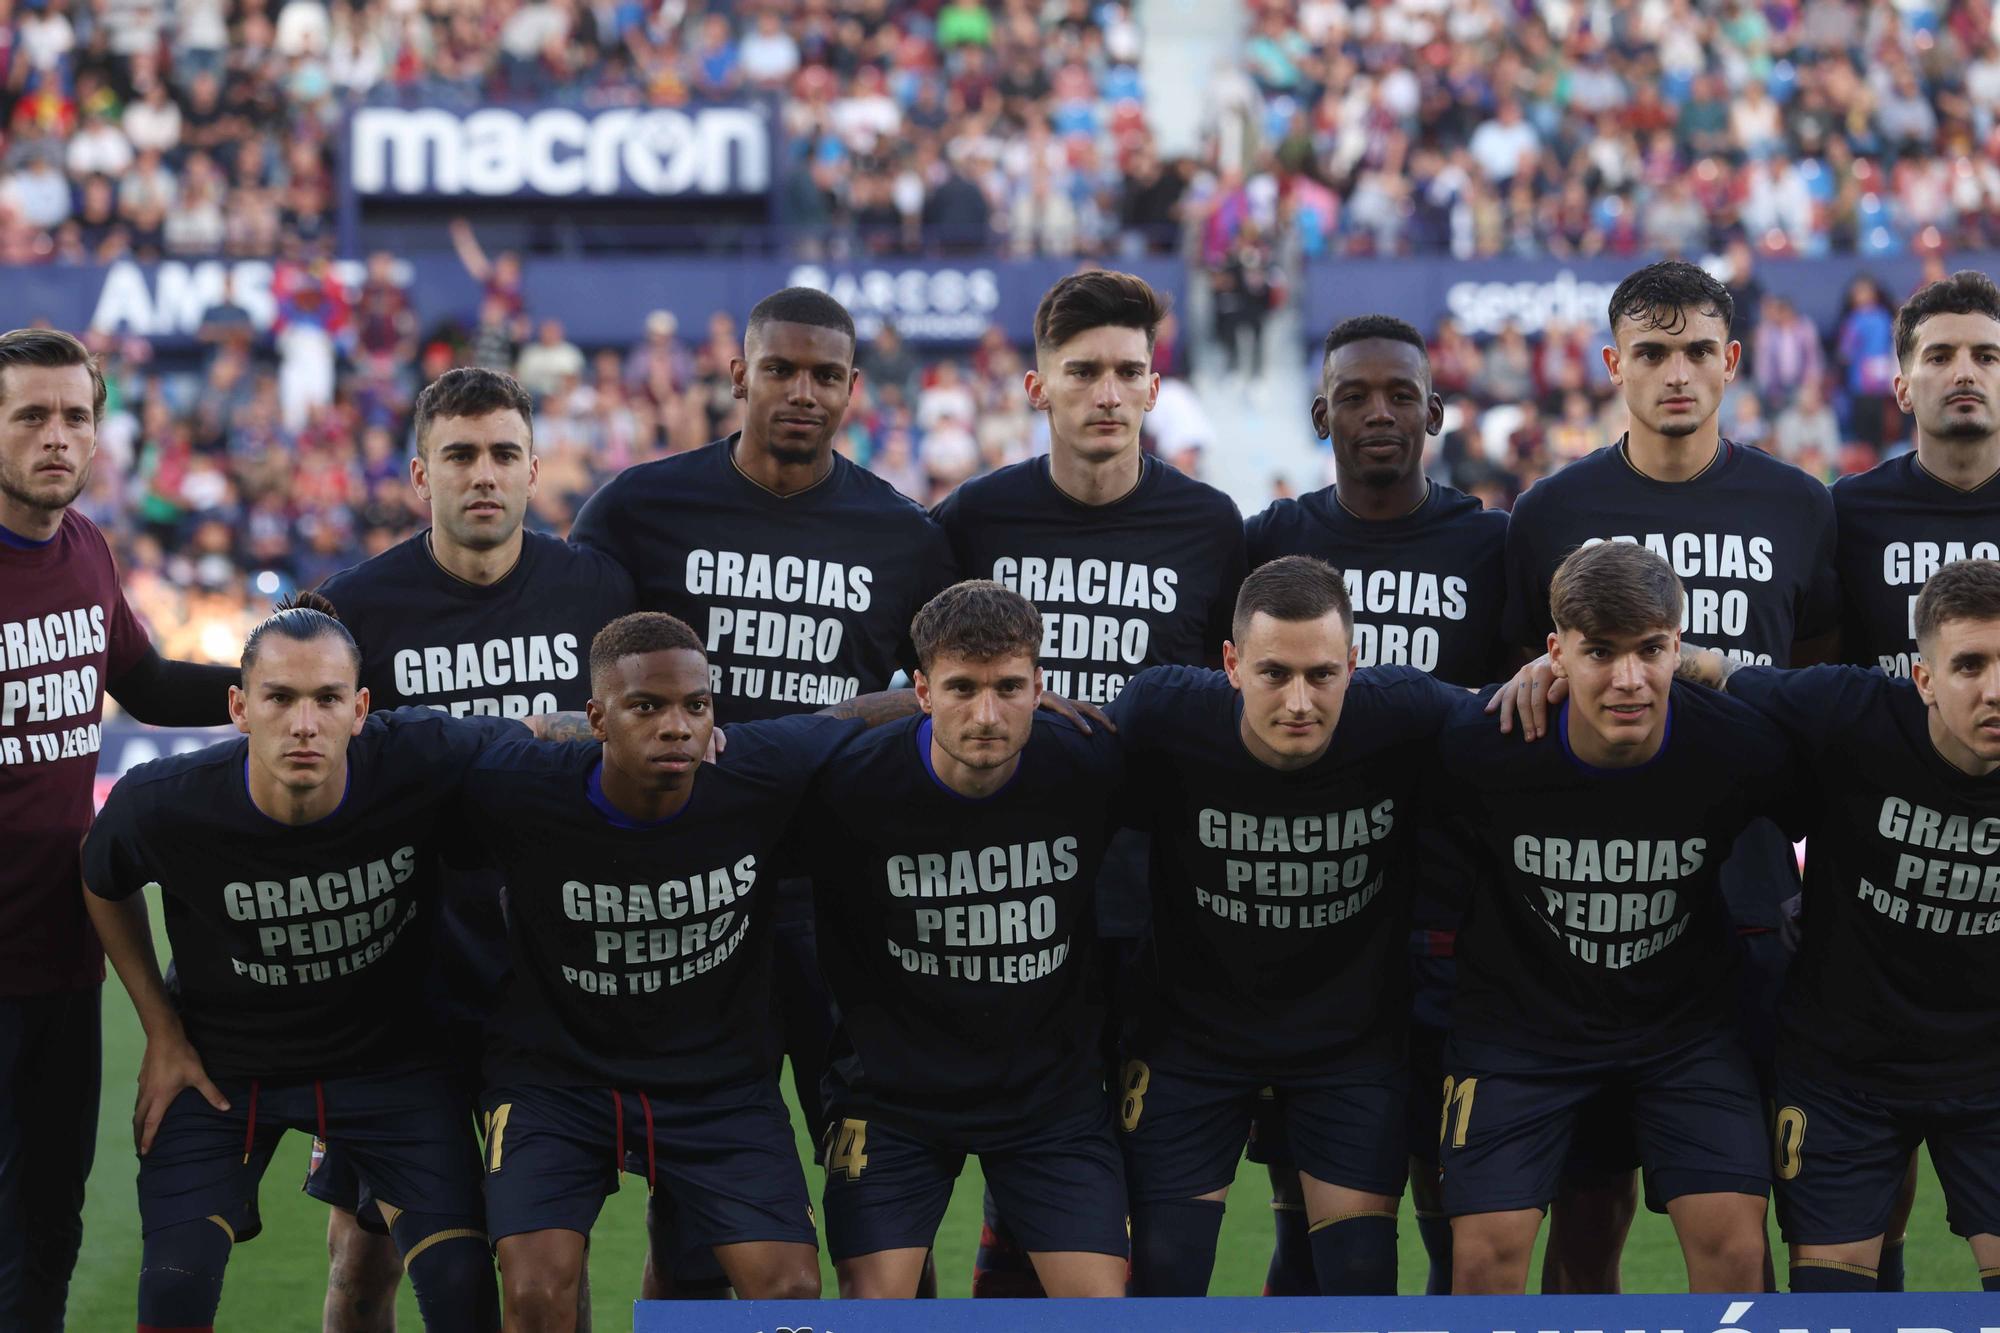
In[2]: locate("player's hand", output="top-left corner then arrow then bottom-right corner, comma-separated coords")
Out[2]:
705,727 -> 727,761
1486,654 -> 1565,741
1037,693 -> 1116,735
134,1028 -> 229,1155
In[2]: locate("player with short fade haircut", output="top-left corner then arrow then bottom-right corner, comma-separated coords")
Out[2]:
934,268 -> 1245,1297
795,579 -> 1129,1299
309,363 -> 633,1329
1674,559 -> 2000,1293
573,286 -> 955,1299
1108,555 -> 1472,1296
444,609 -> 923,1328
1494,258 -> 1837,1291
0,326 -> 238,1329
1245,313 -> 1511,1294
1836,269 -> 2000,679
80,591 -> 547,1333
1437,540 -> 1801,1295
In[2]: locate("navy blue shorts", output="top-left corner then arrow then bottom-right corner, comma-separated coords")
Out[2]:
138,1067 -> 483,1238
1773,1058 -> 2000,1245
820,1102 -> 1126,1262
481,1079 -> 814,1250
1121,1058 -> 1408,1200
304,1033 -> 480,1233
1439,1030 -> 1769,1217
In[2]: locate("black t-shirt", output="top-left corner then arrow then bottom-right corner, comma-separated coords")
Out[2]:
1503,439 -> 1837,928
1246,480 -> 1511,942
1831,452 -> 2000,677
1728,665 -> 2000,1093
80,710 -> 521,1080
458,715 -> 861,1093
1246,481 -> 1510,684
572,437 -> 956,722
318,529 -> 635,718
1436,682 -> 1799,1057
802,714 -> 1123,1144
933,455 -> 1246,703
1110,665 -> 1463,1076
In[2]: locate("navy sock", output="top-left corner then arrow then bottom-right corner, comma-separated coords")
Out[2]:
1129,1198 -> 1225,1296
137,1215 -> 233,1332
1416,1213 -> 1453,1295
391,1212 -> 497,1333
1790,1259 -> 1877,1292
1263,1204 -> 1314,1296
1307,1211 -> 1397,1295
1981,1266 -> 2000,1292
1875,1239 -> 1904,1292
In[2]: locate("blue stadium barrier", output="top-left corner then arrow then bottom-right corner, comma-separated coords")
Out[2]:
634,1295 -> 2000,1333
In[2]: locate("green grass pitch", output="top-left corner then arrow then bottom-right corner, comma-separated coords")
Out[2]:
67,890 -> 1982,1326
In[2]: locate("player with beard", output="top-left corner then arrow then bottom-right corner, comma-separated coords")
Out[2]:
571,287 -> 955,1299
800,582 -> 1128,1299
1493,261 -> 1837,1291
1110,557 -> 1471,1297
308,367 -> 634,1331
932,271 -> 1244,1297
1441,542 -> 1794,1295
81,596 -> 519,1332
1824,273 -> 2000,1287
1243,316 -> 1508,1294
0,328 -> 237,1330
1673,561 -> 2000,1294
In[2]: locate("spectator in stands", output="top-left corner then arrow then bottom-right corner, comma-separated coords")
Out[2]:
515,318 -> 586,399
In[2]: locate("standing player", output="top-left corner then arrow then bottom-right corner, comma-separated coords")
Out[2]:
1674,561 -> 2000,1293
931,269 -> 1244,1295
1110,557 -> 1468,1296
1836,270 -> 2000,676
81,597 -> 514,1331
0,328 -> 237,1330
1441,541 -> 1792,1295
1497,260 -> 1837,1289
457,613 -> 872,1328
309,366 -> 635,1330
801,581 -> 1128,1299
1825,269 -> 2000,1288
571,287 -> 956,1298
1243,315 -> 1508,1294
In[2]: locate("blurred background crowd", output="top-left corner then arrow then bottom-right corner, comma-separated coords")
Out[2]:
2,0 -> 1994,660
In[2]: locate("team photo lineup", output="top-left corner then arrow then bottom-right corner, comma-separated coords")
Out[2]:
4,247 -> 2000,1330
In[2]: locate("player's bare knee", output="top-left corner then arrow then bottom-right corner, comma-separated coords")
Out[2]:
502,1267 -> 580,1332
749,1265 -> 820,1301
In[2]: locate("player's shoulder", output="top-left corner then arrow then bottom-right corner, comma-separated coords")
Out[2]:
1122,663 -> 1231,706
1527,444 -> 1622,493
1243,492 -> 1306,548
722,712 -> 867,774
591,437 -> 729,505
1429,481 -> 1509,533
1145,453 -> 1242,515
939,457 -> 1041,514
57,506 -> 117,558
1028,708 -> 1124,774
470,733 -> 595,778
1352,662 -> 1461,699
518,529 -> 633,589
1730,440 -> 1832,503
316,531 -> 426,607
104,737 -> 243,815
1670,676 -> 1792,750
1829,449 -> 1915,508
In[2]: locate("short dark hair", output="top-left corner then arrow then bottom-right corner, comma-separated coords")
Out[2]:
1034,270 -> 1169,352
589,612 -> 707,691
1913,559 -> 2000,651
911,580 -> 1043,674
1231,556 -> 1354,642
745,287 -> 857,356
1894,270 -> 2000,367
1549,541 -> 1685,639
242,590 -> 362,680
0,328 -> 108,422
411,367 -> 535,456
1607,260 -> 1735,339
1322,314 -> 1430,378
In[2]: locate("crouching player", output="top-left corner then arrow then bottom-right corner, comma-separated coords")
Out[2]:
82,595 -> 512,1332
455,613 -> 869,1328
1677,560 -> 2000,1293
1111,556 -> 1469,1295
1437,541 -> 1796,1293
801,581 -> 1129,1298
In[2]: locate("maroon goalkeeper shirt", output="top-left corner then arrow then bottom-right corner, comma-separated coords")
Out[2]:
0,509 -> 149,995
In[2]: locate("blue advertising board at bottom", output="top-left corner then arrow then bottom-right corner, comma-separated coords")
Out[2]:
635,1295 -> 2000,1333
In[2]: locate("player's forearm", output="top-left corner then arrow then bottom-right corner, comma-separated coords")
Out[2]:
524,711 -> 596,743
83,888 -> 183,1039
107,650 -> 237,727
1673,644 -> 1739,691
821,689 -> 922,728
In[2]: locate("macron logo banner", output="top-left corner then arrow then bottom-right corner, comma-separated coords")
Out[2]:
347,103 -> 772,199
634,1295 -> 2000,1333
